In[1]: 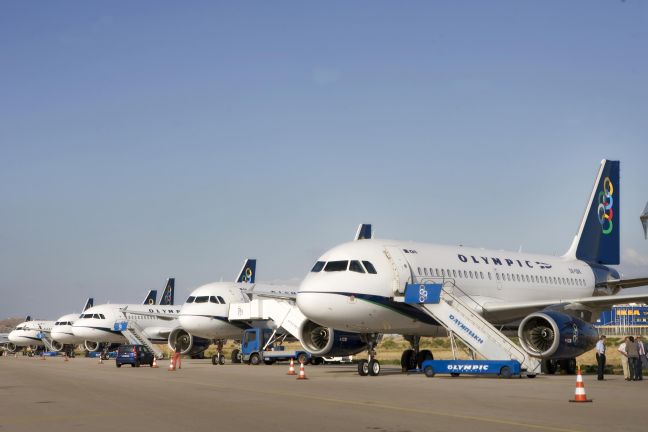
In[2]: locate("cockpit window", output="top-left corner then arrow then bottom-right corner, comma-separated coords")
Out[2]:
324,261 -> 348,272
362,261 -> 377,274
195,296 -> 209,303
217,296 -> 225,304
209,296 -> 219,304
186,296 -> 195,303
349,260 -> 365,273
311,261 -> 325,272
16,325 -> 24,330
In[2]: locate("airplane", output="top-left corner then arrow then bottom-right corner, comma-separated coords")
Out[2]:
7,316 -> 55,353
296,159 -> 648,376
70,279 -> 193,354
50,298 -> 95,355
177,259 -> 259,364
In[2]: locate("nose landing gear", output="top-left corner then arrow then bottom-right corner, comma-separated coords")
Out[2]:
358,333 -> 381,376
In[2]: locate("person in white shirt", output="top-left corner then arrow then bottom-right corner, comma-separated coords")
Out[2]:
618,337 -> 630,381
595,335 -> 606,380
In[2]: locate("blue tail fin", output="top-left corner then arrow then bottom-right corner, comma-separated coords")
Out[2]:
142,290 -> 157,305
25,315 -> 31,322
355,224 -> 373,240
159,278 -> 175,305
82,298 -> 94,312
565,159 -> 620,264
236,259 -> 256,283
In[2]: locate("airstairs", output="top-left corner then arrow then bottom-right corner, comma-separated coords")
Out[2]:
114,320 -> 165,359
228,297 -> 306,346
37,332 -> 56,352
397,281 -> 541,375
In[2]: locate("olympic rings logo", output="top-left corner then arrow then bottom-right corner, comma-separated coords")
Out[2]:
597,176 -> 614,235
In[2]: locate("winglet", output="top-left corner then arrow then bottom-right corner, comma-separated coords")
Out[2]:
159,278 -> 175,305
355,224 -> 373,240
82,298 -> 94,312
236,259 -> 256,283
564,159 -> 620,264
142,290 -> 157,305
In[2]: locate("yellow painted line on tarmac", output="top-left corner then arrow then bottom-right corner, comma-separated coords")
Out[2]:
187,379 -> 583,432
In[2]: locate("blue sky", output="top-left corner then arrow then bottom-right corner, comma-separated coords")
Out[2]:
1,2 -> 647,318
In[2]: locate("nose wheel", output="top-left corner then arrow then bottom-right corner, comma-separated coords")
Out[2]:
358,333 -> 381,376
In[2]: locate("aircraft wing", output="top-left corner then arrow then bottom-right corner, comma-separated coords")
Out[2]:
607,277 -> 648,290
482,292 -> 648,324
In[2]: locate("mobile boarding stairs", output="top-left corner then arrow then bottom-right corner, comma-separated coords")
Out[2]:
397,280 -> 541,376
113,319 -> 165,359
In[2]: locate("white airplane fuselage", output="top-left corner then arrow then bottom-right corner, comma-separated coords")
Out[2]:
51,314 -> 84,345
178,282 -> 256,340
72,304 -> 181,344
297,239 -> 608,335
8,320 -> 55,347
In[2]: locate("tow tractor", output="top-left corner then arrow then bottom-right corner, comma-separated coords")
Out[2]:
240,328 -> 320,365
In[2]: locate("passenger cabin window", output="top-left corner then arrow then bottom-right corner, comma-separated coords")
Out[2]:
349,261 -> 365,273
324,261 -> 348,272
311,261 -> 325,272
362,261 -> 377,274
195,296 -> 209,303
186,296 -> 195,303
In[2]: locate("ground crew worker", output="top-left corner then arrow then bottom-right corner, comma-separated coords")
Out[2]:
595,335 -> 606,380
618,337 -> 630,381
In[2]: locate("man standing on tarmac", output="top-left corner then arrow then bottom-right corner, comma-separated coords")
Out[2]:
625,336 -> 640,381
618,337 -> 630,381
596,335 -> 606,380
636,336 -> 646,381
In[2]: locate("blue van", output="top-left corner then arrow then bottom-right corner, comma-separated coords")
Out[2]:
115,344 -> 155,368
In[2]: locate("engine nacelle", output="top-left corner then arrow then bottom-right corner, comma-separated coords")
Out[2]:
168,328 -> 210,356
51,341 -> 64,352
84,340 -> 101,352
518,311 -> 598,359
299,320 -> 367,357
6,343 -> 17,353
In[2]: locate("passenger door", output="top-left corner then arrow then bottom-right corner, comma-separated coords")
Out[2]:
384,246 -> 414,295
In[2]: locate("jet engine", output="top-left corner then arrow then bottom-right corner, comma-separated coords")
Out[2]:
84,340 -> 101,352
5,343 -> 17,353
51,340 -> 64,352
167,328 -> 210,356
299,320 -> 367,357
518,311 -> 598,359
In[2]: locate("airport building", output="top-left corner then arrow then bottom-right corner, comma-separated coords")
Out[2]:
595,304 -> 648,336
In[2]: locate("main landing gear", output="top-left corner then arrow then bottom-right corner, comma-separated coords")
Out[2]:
358,333 -> 381,376
400,336 -> 433,372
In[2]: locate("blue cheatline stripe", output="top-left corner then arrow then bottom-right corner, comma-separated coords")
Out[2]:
73,325 -> 124,336
301,291 -> 439,326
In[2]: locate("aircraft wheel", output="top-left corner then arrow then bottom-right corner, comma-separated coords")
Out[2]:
400,349 -> 414,372
368,359 -> 381,376
211,355 -> 218,365
231,348 -> 241,364
218,354 -> 225,365
416,349 -> 434,369
358,360 -> 369,376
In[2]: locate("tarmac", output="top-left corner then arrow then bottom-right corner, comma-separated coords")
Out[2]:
0,355 -> 645,432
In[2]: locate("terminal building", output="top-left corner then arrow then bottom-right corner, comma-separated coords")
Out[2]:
595,304 -> 648,336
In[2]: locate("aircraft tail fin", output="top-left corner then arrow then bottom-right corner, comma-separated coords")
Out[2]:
82,298 -> 94,312
564,159 -> 620,264
159,278 -> 175,305
236,259 -> 256,283
142,290 -> 157,305
25,315 -> 31,322
354,224 -> 373,240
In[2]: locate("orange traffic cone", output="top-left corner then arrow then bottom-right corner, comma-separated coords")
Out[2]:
168,357 -> 175,371
152,357 -> 159,368
287,358 -> 296,375
296,361 -> 308,380
569,366 -> 592,403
